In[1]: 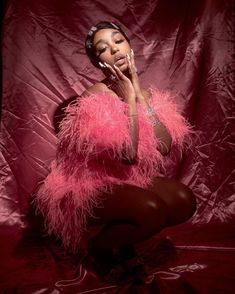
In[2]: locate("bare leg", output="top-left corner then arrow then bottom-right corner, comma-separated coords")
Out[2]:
86,179 -> 196,282
148,177 -> 197,226
88,178 -> 196,250
88,184 -> 168,250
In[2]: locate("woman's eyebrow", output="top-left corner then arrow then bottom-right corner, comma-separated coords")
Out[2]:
94,31 -> 121,47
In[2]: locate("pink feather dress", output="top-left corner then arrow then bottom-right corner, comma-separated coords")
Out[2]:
35,89 -> 193,252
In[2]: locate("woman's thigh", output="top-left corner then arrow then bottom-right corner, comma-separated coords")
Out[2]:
87,184 -> 167,228
87,178 -> 196,229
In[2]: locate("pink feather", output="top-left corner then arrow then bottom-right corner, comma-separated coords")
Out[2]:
35,90 -> 194,252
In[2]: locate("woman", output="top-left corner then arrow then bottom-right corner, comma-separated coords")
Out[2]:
36,21 -> 196,283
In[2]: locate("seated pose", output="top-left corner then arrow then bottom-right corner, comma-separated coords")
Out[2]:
35,21 -> 196,283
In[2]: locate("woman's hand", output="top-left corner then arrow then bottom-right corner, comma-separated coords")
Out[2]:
127,50 -> 143,100
101,61 -> 136,104
100,49 -> 146,103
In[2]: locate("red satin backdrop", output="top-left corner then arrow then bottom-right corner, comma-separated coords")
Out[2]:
1,0 -> 235,293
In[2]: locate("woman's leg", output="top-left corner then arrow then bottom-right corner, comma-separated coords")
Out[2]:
86,180 -> 196,281
87,179 -> 196,250
148,177 -> 197,226
87,184 -> 168,250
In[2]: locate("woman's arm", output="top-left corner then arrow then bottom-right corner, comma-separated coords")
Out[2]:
127,51 -> 172,156
137,94 -> 172,156
122,97 -> 139,164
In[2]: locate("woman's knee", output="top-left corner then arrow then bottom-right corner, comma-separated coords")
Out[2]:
176,184 -> 197,220
88,184 -> 169,240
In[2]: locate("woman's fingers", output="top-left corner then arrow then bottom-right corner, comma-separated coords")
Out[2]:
126,53 -> 133,75
130,50 -> 138,73
113,64 -> 128,81
130,49 -> 135,64
99,52 -> 137,82
126,52 -> 137,77
105,62 -> 119,79
99,61 -> 119,80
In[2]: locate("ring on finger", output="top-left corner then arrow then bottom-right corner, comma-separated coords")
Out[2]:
110,74 -> 116,81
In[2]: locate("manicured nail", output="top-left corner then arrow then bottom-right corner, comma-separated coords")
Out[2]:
99,62 -> 105,68
104,62 -> 110,67
127,54 -> 131,61
131,49 -> 134,56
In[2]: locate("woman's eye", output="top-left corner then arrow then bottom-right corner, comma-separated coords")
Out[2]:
115,39 -> 124,44
97,47 -> 107,55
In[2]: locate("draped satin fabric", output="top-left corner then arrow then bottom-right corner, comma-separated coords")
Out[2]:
1,0 -> 234,292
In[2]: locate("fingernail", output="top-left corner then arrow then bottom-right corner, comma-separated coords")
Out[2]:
113,64 -> 118,69
99,62 -> 105,68
127,54 -> 131,61
131,49 -> 134,56
104,62 -> 109,67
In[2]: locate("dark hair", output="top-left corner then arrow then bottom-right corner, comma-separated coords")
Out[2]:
85,21 -> 130,68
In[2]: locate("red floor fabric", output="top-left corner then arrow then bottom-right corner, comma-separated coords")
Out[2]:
1,0 -> 235,293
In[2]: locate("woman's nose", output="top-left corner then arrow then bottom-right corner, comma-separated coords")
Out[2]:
111,46 -> 119,54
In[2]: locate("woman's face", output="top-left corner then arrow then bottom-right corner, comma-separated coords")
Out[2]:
92,28 -> 131,72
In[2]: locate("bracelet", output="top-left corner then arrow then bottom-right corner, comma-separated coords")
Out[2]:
152,117 -> 161,126
146,107 -> 155,116
146,107 -> 161,126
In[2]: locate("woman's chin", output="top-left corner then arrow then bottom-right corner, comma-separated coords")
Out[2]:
118,63 -> 128,73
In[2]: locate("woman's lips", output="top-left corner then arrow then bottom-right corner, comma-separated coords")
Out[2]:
114,57 -> 126,66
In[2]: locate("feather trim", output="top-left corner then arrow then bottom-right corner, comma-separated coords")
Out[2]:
149,88 -> 195,149
35,90 -> 194,251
